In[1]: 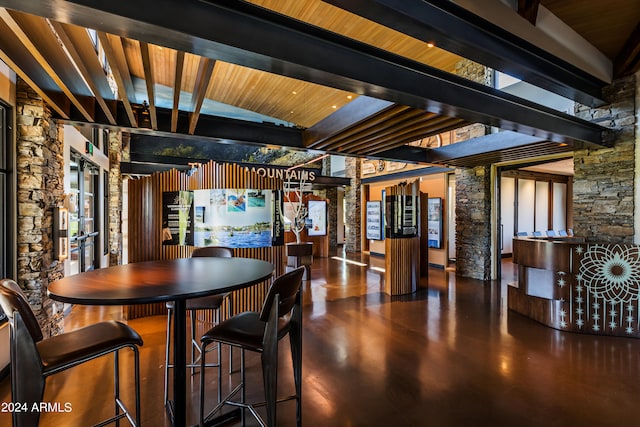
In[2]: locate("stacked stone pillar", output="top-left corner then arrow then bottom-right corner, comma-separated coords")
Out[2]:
345,157 -> 361,252
573,75 -> 636,242
108,130 -> 124,266
16,78 -> 64,337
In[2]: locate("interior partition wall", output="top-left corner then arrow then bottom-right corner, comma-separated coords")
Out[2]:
126,160 -> 286,320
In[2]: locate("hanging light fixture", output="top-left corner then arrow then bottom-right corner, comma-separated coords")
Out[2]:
138,100 -> 152,129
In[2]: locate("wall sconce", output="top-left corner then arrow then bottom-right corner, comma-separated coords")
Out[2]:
138,100 -> 152,129
53,207 -> 69,261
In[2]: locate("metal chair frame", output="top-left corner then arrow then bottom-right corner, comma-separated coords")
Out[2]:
163,246 -> 234,406
199,267 -> 304,427
0,279 -> 142,427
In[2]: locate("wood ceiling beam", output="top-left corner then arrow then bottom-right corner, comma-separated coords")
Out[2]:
172,50 -> 185,133
139,41 -> 158,130
303,96 -> 393,148
424,130 -> 551,163
49,21 -> 117,125
333,109 -> 431,152
188,57 -> 215,135
97,31 -> 137,127
313,105 -> 415,151
364,118 -> 467,155
326,0 -> 606,106
352,116 -> 464,155
0,8 -> 94,121
56,102 -> 304,150
0,48 -> 70,118
0,0 -> 608,146
613,22 -> 640,78
517,0 -> 540,26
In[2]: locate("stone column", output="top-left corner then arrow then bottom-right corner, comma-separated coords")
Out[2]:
16,78 -> 64,337
573,75 -> 636,243
344,157 -> 361,252
108,130 -> 124,266
455,166 -> 492,280
452,59 -> 491,280
322,156 -> 339,248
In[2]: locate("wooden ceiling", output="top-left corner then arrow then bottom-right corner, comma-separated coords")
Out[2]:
0,0 -> 633,169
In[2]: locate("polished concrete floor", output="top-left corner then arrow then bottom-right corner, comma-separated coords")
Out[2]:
2,250 -> 640,426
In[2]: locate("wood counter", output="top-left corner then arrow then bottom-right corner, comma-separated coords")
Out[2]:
509,237 -> 640,339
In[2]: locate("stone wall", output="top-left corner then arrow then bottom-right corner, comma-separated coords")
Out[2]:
573,75 -> 636,242
454,59 -> 492,142
455,166 -> 492,280
321,156 -> 339,248
452,59 -> 491,280
345,157 -> 361,252
16,78 -> 64,337
108,130 -> 124,266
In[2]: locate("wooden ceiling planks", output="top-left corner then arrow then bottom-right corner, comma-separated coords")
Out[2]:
247,0 -> 462,73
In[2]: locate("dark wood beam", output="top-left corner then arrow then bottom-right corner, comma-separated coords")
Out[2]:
303,96 -> 393,148
614,22 -> 640,78
326,0 -> 605,107
517,0 -> 540,26
0,0 -> 608,146
56,102 -> 305,149
425,131 -> 547,163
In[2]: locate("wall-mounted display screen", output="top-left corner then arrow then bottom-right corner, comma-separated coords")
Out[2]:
366,201 -> 383,240
307,200 -> 327,236
427,197 -> 443,248
163,189 -> 284,248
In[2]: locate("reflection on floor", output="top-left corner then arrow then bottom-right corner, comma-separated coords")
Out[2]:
2,250 -> 640,426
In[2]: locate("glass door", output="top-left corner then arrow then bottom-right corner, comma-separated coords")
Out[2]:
69,152 -> 100,274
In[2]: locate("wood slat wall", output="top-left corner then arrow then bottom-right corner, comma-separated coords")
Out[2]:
384,237 -> 420,295
126,161 -> 285,319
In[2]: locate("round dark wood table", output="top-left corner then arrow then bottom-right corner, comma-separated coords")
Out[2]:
48,257 -> 274,427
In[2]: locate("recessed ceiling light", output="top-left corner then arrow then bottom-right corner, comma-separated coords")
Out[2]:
347,95 -> 352,99
292,91 -> 297,95
332,105 -> 337,109
426,42 -> 435,48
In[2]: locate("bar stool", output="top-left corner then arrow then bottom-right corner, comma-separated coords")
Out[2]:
0,279 -> 143,427
199,266 -> 304,427
164,246 -> 234,406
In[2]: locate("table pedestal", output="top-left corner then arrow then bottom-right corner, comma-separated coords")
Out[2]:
286,243 -> 313,280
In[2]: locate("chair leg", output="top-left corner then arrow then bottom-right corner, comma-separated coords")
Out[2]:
262,294 -> 280,427
115,350 -> 121,427
134,346 -> 141,427
199,341 -> 207,427
164,308 -> 173,404
290,308 -> 303,427
241,349 -> 246,427
190,310 -> 197,375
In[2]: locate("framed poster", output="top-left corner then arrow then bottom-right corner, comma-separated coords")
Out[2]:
307,200 -> 327,236
427,197 -> 443,248
366,201 -> 383,240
